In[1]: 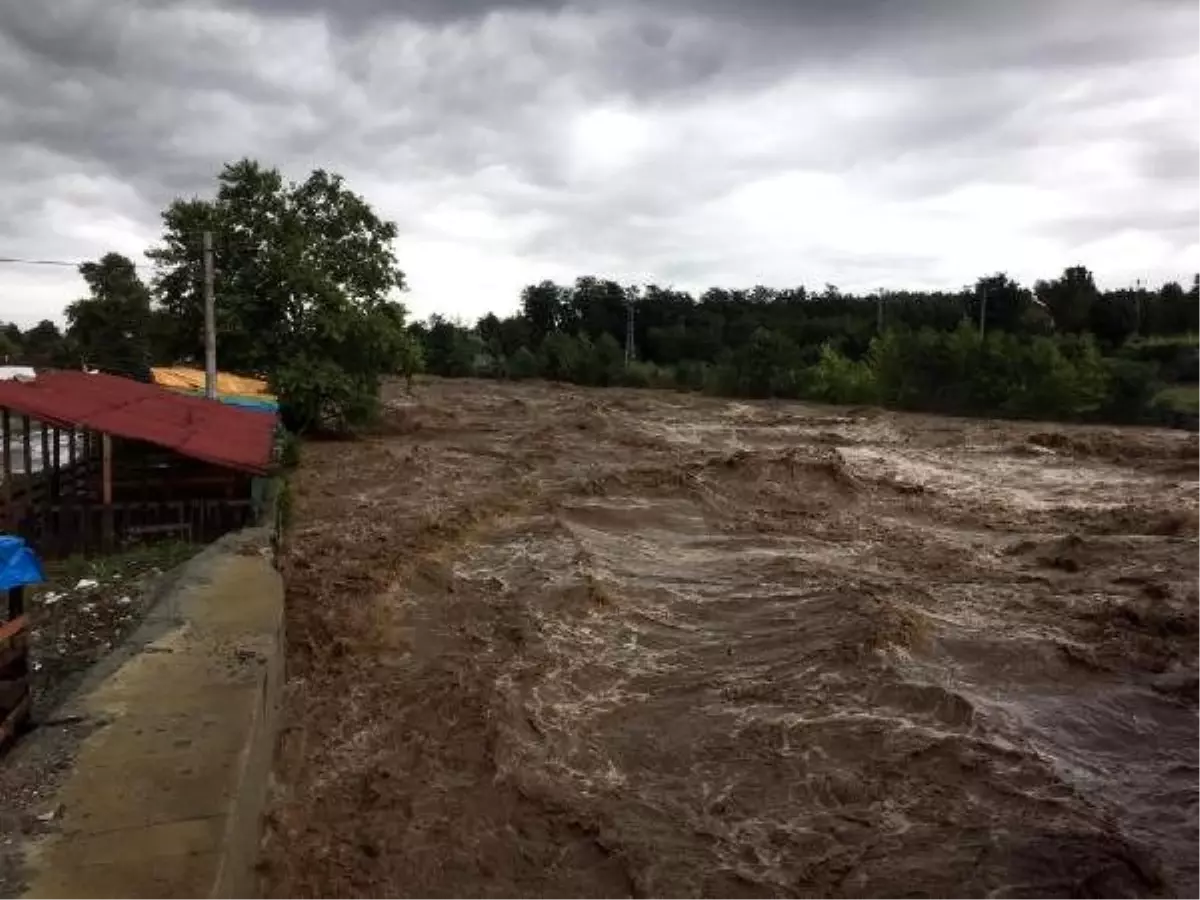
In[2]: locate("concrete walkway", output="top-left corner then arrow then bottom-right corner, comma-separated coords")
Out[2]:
13,529 -> 283,898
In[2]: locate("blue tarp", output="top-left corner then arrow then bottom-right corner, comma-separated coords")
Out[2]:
175,389 -> 279,414
0,535 -> 44,591
218,395 -> 279,414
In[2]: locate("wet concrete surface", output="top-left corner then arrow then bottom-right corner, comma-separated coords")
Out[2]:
0,530 -> 282,899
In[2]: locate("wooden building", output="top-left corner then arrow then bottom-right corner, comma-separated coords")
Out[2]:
0,371 -> 277,557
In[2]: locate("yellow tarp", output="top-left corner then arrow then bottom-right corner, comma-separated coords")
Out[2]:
151,366 -> 274,399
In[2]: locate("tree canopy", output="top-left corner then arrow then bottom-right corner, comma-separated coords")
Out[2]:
145,159 -> 418,431
65,252 -> 153,380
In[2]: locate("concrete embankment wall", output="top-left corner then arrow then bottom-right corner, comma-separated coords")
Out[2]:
15,527 -> 283,898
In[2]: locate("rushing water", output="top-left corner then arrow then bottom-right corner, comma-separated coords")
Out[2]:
266,382 -> 1198,898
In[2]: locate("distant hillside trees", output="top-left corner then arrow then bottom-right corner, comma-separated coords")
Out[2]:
411,270 -> 1199,428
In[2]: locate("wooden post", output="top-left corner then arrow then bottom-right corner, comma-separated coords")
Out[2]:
101,433 -> 113,550
39,423 -> 50,519
1,410 -> 10,530
0,584 -> 30,752
978,285 -> 988,339
203,229 -> 217,400
79,431 -> 92,554
51,427 -> 60,500
624,297 -> 634,367
39,423 -> 48,472
20,416 -> 31,480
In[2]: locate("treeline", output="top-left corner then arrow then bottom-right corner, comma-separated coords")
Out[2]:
412,270 -> 1199,427
3,156 -> 1196,434
1,319 -> 77,369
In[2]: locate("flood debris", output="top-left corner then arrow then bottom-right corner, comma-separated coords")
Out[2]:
23,541 -> 199,717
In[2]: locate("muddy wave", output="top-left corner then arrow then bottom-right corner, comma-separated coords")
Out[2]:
264,380 -> 1197,898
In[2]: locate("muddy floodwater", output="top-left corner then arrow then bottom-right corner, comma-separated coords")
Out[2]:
263,378 -> 1198,898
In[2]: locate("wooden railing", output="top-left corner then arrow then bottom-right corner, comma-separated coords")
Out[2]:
0,587 -> 30,753
17,498 -> 254,557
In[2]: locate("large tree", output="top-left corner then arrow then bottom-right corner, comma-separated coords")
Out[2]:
972,273 -> 1032,335
65,252 -> 153,380
1036,265 -> 1099,334
148,159 -> 419,431
519,280 -> 567,347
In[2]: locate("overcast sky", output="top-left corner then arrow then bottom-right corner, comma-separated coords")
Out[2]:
1,0 -> 1196,328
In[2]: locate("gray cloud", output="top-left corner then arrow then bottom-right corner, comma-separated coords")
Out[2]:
0,0 -> 1196,326
215,0 -> 1200,77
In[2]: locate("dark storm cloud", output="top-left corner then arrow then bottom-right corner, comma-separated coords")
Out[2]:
0,3 -> 294,200
0,0 -> 1195,324
220,0 -> 1191,39
215,0 -> 1198,74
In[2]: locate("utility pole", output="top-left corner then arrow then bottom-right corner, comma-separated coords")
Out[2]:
202,230 -> 216,399
876,290 -> 884,334
978,285 -> 987,339
1134,278 -> 1142,335
624,295 -> 635,367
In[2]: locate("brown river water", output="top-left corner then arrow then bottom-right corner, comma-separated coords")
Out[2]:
263,378 -> 1198,898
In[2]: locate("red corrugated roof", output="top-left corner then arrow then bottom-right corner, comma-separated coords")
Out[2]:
0,370 -> 276,475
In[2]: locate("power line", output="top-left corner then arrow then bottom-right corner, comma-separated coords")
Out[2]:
0,237 -> 271,273
0,256 -> 84,268
0,255 -> 159,271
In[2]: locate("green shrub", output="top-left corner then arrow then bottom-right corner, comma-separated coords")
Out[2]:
1119,335 -> 1198,383
619,360 -> 676,389
277,477 -> 294,533
505,346 -> 540,380
803,344 -> 877,404
1099,357 -> 1163,423
674,360 -> 710,392
539,332 -> 583,382
272,357 -> 381,434
277,428 -> 302,469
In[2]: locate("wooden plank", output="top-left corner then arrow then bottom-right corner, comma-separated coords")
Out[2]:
51,426 -> 61,499
0,689 -> 31,752
27,494 -> 253,559
2,409 -> 11,530
101,433 -> 113,550
0,614 -> 27,647
37,498 -> 252,516
0,616 -> 28,671
102,434 -> 112,505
